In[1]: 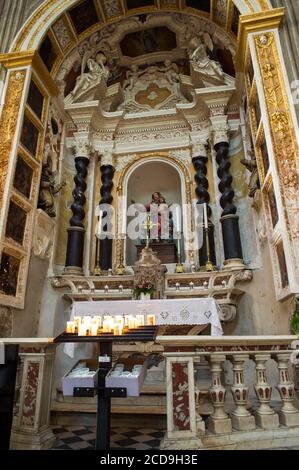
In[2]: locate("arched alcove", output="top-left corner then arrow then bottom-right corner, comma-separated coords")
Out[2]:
125,159 -> 183,266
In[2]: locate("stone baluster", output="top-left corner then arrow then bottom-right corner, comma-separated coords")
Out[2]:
192,138 -> 216,267
253,353 -> 279,429
208,354 -> 232,434
230,354 -> 256,430
211,116 -> 244,269
275,352 -> 299,426
65,137 -> 91,274
99,148 -> 115,271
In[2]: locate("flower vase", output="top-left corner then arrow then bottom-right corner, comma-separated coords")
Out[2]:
140,293 -> 151,300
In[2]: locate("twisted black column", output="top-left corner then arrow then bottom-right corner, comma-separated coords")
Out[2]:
192,155 -> 216,266
215,141 -> 243,261
65,156 -> 89,273
99,164 -> 115,271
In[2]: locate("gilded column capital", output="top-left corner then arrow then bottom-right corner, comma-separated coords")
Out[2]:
210,116 -> 230,145
72,133 -> 93,159
100,147 -> 115,168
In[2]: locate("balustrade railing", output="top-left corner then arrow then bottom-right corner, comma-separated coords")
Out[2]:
158,335 -> 299,449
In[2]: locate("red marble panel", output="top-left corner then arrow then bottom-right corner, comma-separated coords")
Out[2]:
172,362 -> 190,431
21,362 -> 40,427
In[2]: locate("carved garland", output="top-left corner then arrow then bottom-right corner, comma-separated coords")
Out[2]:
254,33 -> 299,249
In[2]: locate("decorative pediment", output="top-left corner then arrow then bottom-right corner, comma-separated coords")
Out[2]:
117,62 -> 191,113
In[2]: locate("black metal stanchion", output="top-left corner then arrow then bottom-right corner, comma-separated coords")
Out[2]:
54,326 -> 158,452
96,341 -> 112,451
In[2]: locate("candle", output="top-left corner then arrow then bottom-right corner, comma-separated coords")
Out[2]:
91,318 -> 99,336
147,314 -> 156,326
203,203 -> 208,230
96,209 -> 103,238
78,324 -> 88,336
114,324 -> 123,336
102,318 -> 112,333
66,321 -> 75,334
136,315 -> 145,327
74,317 -> 81,335
129,316 -> 138,329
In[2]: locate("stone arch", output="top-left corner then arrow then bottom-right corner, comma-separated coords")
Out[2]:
10,0 -> 271,53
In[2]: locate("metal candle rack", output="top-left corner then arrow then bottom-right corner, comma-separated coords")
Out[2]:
54,326 -> 158,450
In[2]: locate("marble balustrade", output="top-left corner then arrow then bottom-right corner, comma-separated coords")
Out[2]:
158,335 -> 299,450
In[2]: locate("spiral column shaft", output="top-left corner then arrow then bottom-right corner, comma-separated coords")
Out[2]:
214,141 -> 243,263
99,164 -> 115,271
192,154 -> 216,266
65,156 -> 90,274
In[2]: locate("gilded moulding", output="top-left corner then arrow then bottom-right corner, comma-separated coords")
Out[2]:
254,32 -> 299,266
235,7 -> 284,73
0,70 -> 26,209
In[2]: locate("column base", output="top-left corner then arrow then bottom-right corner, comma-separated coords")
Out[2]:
255,411 -> 280,429
279,411 -> 299,426
63,266 -> 84,276
223,258 -> 246,270
231,414 -> 256,431
208,417 -> 232,434
11,426 -> 55,450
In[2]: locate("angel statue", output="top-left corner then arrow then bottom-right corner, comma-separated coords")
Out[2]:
189,34 -> 224,80
241,150 -> 260,198
71,52 -> 109,99
38,155 -> 66,218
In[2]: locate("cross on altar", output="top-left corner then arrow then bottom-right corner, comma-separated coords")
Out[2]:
142,214 -> 158,248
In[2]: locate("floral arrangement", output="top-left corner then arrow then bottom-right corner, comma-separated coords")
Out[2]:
134,282 -> 155,299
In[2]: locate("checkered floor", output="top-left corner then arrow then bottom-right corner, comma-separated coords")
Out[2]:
52,426 -> 165,450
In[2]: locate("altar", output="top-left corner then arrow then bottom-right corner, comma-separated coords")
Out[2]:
69,298 -> 223,337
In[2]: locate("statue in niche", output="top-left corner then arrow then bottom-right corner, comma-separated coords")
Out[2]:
38,154 -> 66,218
188,35 -> 224,80
241,149 -> 260,198
145,192 -> 173,243
71,52 -> 109,99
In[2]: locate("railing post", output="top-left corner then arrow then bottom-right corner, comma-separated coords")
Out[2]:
230,354 -> 256,431
253,353 -> 279,429
165,355 -> 197,440
10,343 -> 56,450
207,353 -> 232,434
275,352 -> 299,426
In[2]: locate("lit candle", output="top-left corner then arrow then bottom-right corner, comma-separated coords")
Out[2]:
74,317 -> 81,335
147,314 -> 156,326
136,315 -> 145,327
78,323 -> 87,336
102,317 -> 112,333
114,324 -> 123,336
66,321 -> 75,334
203,203 -> 208,230
124,315 -> 130,327
91,318 -> 99,336
129,316 -> 137,329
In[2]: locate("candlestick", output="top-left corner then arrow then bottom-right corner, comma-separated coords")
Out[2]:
203,203 -> 208,230
175,230 -> 184,273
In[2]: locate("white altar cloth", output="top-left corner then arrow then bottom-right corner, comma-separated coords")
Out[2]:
0,342 -> 4,364
70,298 -> 223,336
64,298 -> 222,357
